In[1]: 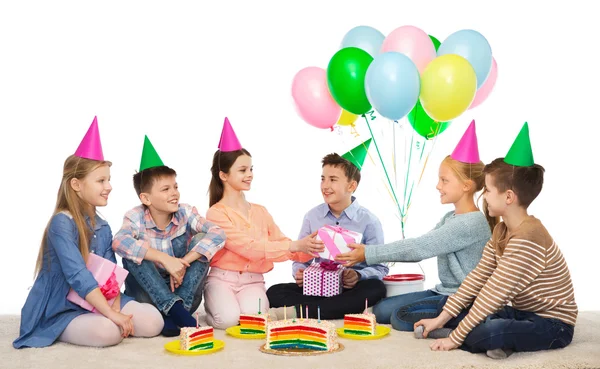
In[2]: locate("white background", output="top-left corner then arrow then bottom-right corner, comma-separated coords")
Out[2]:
1,1 -> 598,315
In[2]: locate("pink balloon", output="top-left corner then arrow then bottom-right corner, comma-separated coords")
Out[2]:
381,26 -> 437,74
469,57 -> 498,110
292,67 -> 341,129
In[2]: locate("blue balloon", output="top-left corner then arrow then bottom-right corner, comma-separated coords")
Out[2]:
437,29 -> 493,89
365,52 -> 421,121
341,26 -> 385,58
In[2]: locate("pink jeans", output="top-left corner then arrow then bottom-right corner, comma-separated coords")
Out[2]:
204,267 -> 269,329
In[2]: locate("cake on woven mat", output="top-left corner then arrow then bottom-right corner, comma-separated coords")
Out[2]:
266,318 -> 338,351
343,313 -> 376,335
239,313 -> 268,334
179,326 -> 214,351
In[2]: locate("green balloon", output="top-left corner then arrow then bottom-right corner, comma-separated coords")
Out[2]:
327,47 -> 373,115
408,100 -> 451,139
429,35 -> 441,52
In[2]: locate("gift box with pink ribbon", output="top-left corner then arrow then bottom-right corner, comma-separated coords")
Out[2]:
303,260 -> 344,297
316,225 -> 363,260
67,253 -> 128,312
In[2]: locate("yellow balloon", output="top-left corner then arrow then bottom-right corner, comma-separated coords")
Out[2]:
419,54 -> 477,122
336,109 -> 358,126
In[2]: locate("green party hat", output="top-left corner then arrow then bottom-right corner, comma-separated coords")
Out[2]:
504,122 -> 534,167
342,138 -> 372,171
139,135 -> 165,172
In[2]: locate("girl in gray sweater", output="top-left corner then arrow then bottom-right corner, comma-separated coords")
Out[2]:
336,149 -> 497,331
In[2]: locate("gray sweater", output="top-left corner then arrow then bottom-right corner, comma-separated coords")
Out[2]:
365,210 -> 491,295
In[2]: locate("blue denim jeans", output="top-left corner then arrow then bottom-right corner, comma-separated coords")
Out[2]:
122,233 -> 209,314
372,289 -> 443,327
446,302 -> 575,353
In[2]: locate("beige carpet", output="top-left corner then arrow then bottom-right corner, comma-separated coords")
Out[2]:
3,311 -> 600,369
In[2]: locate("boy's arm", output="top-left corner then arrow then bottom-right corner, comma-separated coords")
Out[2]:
184,205 -> 226,262
112,210 -> 151,265
446,237 -> 546,346
355,219 -> 389,280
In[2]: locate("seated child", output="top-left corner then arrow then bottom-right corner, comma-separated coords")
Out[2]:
14,118 -> 162,349
415,123 -> 577,359
112,136 -> 226,336
336,121 -> 492,332
203,118 -> 321,329
267,139 -> 389,320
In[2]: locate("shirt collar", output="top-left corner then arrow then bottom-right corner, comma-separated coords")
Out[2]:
85,213 -> 108,231
143,206 -> 180,229
321,196 -> 359,220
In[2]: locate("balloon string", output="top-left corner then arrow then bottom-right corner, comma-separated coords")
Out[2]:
363,113 -> 404,222
338,123 -> 398,211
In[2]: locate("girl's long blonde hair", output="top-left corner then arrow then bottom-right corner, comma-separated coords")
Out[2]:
34,155 -> 111,278
442,155 -> 499,232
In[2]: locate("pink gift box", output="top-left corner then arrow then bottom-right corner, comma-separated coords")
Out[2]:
303,261 -> 344,297
316,225 -> 362,260
66,253 -> 128,312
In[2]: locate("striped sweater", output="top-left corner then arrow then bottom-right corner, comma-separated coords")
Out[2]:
443,216 -> 578,346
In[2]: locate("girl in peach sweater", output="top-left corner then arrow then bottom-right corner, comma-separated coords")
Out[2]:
203,119 -> 323,329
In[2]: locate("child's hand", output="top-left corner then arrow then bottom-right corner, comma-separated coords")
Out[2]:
108,311 -> 134,338
414,317 -> 444,338
295,269 -> 305,287
335,243 -> 366,266
163,256 -> 190,285
291,231 -> 325,255
430,338 -> 459,351
342,269 -> 359,289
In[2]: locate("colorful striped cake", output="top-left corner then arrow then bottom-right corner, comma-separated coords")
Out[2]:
239,313 -> 268,334
179,326 -> 214,351
343,313 -> 376,335
266,319 -> 338,351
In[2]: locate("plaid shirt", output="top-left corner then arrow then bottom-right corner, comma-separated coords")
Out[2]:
112,204 -> 225,268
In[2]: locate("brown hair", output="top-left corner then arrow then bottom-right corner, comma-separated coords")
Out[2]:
322,153 -> 361,186
483,158 -> 545,209
133,165 -> 177,196
442,155 -> 498,232
35,155 -> 112,277
209,149 -> 252,207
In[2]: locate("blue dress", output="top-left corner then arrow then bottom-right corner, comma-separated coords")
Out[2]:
13,212 -> 133,348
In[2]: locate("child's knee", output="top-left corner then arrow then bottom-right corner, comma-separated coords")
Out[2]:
207,310 -> 239,329
96,319 -> 124,346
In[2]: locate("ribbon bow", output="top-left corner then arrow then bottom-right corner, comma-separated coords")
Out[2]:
319,225 -> 356,259
319,260 -> 340,271
99,272 -> 120,300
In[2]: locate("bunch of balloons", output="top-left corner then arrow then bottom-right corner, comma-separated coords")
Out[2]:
292,25 -> 498,139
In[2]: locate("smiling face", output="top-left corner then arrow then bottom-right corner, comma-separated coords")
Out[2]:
321,164 -> 356,206
140,175 -> 180,214
71,164 -> 112,207
220,154 -> 253,191
483,173 -> 509,217
435,162 -> 467,205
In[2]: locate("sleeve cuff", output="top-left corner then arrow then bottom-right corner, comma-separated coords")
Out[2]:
364,245 -> 381,265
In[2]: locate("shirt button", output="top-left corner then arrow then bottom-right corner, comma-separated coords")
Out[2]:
93,234 -> 97,238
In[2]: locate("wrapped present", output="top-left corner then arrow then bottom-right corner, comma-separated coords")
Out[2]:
67,253 -> 128,312
303,260 -> 344,297
316,225 -> 363,260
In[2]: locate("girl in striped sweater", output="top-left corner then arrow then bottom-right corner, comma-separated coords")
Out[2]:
415,124 -> 577,359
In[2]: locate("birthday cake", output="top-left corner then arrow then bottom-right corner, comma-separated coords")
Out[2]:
266,318 -> 338,351
343,313 -> 376,335
239,313 -> 268,334
179,326 -> 214,351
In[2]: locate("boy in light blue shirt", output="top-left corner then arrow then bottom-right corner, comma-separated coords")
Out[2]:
267,139 -> 388,320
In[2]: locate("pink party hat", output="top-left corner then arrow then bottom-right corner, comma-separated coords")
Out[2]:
450,120 -> 480,163
218,117 -> 242,152
74,116 -> 104,161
